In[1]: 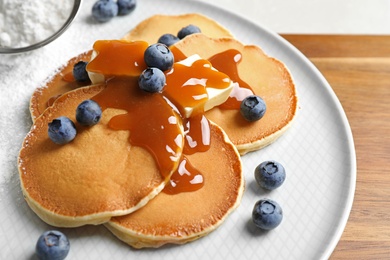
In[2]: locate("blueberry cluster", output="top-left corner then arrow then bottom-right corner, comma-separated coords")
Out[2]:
158,24 -> 201,47
48,100 -> 102,144
92,0 -> 137,23
251,160 -> 286,230
138,24 -> 201,93
138,43 -> 174,93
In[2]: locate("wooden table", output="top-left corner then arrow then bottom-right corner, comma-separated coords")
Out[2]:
281,35 -> 390,259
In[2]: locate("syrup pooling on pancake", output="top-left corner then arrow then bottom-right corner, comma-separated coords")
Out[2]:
87,40 -> 148,83
163,114 -> 211,194
172,34 -> 298,153
163,55 -> 232,118
208,49 -> 254,109
169,47 -> 253,110
92,77 -> 183,178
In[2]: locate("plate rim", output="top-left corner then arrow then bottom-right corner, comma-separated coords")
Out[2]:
181,0 -> 357,258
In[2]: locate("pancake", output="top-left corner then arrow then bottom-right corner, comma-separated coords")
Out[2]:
30,50 -> 93,121
122,13 -> 233,44
18,78 -> 184,227
30,13 -> 233,122
172,34 -> 298,154
105,121 -> 244,248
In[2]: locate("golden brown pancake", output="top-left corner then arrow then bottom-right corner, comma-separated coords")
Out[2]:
172,34 -> 298,154
18,79 -> 184,227
30,50 -> 92,121
122,13 -> 233,44
105,121 -> 244,248
30,13 -> 233,122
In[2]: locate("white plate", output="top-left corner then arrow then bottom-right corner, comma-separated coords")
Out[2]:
0,0 -> 356,259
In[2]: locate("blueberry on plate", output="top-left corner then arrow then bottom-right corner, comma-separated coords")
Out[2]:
76,100 -> 102,126
35,230 -> 70,260
117,0 -> 137,15
177,24 -> 201,39
252,199 -> 283,230
73,61 -> 90,82
144,43 -> 174,71
240,95 -> 266,122
157,33 -> 180,47
255,160 -> 286,190
138,67 -> 166,93
48,117 -> 77,145
92,0 -> 118,22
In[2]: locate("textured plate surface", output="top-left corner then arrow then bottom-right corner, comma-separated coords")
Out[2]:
0,0 -> 356,259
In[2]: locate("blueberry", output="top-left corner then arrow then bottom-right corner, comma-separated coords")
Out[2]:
92,0 -> 118,22
117,0 -> 136,15
76,100 -> 102,126
157,33 -> 180,47
138,68 -> 166,93
255,160 -> 286,190
177,24 -> 201,39
252,199 -> 283,230
48,117 -> 77,144
73,61 -> 90,82
35,230 -> 70,260
144,43 -> 174,71
240,95 -> 266,122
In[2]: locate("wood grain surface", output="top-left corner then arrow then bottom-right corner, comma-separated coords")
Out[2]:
281,35 -> 390,259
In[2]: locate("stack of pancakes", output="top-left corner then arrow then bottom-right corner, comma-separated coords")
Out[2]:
18,14 -> 297,248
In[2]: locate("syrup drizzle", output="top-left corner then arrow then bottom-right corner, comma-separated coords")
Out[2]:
163,115 -> 210,194
163,58 -> 231,117
208,49 -> 254,109
74,42 -> 250,194
92,77 -> 183,178
163,156 -> 204,195
170,47 -> 254,110
87,40 -> 148,77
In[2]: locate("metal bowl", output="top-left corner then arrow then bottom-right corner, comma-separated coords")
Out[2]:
0,0 -> 82,54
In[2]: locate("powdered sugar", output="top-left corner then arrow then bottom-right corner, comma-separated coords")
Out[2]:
0,0 -> 73,48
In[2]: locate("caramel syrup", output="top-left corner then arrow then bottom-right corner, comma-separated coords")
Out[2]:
208,49 -> 254,109
170,45 -> 187,62
62,72 -> 75,82
83,41 -> 247,194
87,40 -> 148,77
163,156 -> 204,194
46,94 -> 61,107
183,114 -> 210,155
170,47 -> 254,110
163,58 -> 231,117
92,77 -> 183,178
163,115 -> 210,194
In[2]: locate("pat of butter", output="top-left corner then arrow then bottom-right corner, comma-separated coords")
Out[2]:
87,50 -> 104,84
165,54 -> 234,118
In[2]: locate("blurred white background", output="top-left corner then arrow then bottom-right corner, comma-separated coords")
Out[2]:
197,0 -> 390,34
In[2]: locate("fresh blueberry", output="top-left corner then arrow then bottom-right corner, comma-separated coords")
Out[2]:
255,160 -> 286,190
48,117 -> 77,144
138,68 -> 166,93
240,95 -> 266,122
177,24 -> 201,39
144,43 -> 174,71
92,0 -> 118,22
73,61 -> 90,82
35,230 -> 70,260
76,100 -> 102,126
117,0 -> 137,15
252,199 -> 283,230
157,33 -> 180,47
